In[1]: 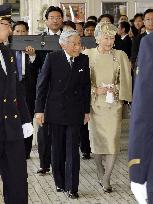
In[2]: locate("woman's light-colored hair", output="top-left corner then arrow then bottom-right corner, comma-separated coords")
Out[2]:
59,30 -> 79,45
94,23 -> 118,44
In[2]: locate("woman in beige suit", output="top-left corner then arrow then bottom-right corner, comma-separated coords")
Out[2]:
83,23 -> 132,192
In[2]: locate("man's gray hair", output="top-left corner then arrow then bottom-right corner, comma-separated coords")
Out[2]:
59,30 -> 79,44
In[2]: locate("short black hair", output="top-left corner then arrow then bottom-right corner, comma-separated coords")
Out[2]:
83,21 -> 96,29
144,9 -> 153,18
45,6 -> 63,19
12,21 -> 29,31
97,14 -> 114,24
87,16 -> 97,23
134,13 -> 143,21
119,21 -> 130,33
63,20 -> 76,30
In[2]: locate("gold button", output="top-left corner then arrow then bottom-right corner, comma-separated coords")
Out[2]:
3,99 -> 7,102
14,98 -> 16,102
4,115 -> 7,119
14,114 -> 18,118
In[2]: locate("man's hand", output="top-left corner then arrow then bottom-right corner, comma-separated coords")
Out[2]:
84,113 -> 90,125
35,113 -> 44,126
25,45 -> 35,56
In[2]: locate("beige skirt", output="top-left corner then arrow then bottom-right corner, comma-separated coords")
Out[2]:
89,103 -> 122,154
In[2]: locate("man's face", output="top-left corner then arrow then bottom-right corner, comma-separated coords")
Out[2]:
61,35 -> 81,57
46,11 -> 63,32
119,15 -> 128,23
0,20 -> 11,42
13,24 -> 28,35
117,24 -> 124,36
84,26 -> 95,36
144,12 -> 153,32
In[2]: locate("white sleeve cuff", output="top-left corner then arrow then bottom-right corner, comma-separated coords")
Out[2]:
131,182 -> 147,204
22,123 -> 33,138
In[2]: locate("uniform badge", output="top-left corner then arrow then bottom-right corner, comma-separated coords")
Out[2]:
11,57 -> 14,63
136,67 -> 139,75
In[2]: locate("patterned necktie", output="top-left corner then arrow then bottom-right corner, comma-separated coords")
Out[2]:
16,51 -> 22,81
69,57 -> 73,68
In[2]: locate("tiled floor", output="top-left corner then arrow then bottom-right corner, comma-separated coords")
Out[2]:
0,120 -> 137,204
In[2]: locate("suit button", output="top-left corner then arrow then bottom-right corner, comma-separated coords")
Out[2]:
3,98 -> 7,102
14,114 -> 18,118
4,115 -> 8,119
74,91 -> 78,94
14,98 -> 16,102
58,79 -> 62,83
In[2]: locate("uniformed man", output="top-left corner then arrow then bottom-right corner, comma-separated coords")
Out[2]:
0,4 -> 32,204
128,32 -> 153,204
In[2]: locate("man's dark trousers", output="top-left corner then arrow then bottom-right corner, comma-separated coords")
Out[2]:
50,124 -> 80,193
37,122 -> 51,170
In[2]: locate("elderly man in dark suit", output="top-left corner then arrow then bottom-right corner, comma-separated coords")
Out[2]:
0,4 -> 32,204
128,32 -> 153,204
35,30 -> 91,199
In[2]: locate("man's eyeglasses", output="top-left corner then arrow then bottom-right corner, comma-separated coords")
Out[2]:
48,16 -> 62,21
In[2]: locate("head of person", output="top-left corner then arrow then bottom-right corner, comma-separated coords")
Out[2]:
59,30 -> 81,57
129,25 -> 139,38
97,14 -> 114,25
75,22 -> 84,36
118,21 -> 130,36
133,13 -> 144,31
118,15 -> 128,23
0,4 -> 12,43
143,9 -> 153,32
94,23 -> 117,53
63,20 -> 76,32
12,21 -> 29,35
87,16 -> 97,24
45,6 -> 63,33
83,21 -> 96,36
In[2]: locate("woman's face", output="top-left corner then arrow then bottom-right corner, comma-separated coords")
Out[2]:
98,34 -> 115,52
134,16 -> 144,30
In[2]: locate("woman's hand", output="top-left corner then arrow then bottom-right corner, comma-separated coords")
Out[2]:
96,87 -> 108,95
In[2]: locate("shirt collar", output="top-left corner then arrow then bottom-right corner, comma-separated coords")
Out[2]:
121,34 -> 128,40
48,29 -> 61,36
64,50 -> 74,62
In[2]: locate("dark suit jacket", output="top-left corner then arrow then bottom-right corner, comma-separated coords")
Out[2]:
0,44 -> 31,141
23,54 -> 39,118
115,34 -> 132,59
131,32 -> 147,68
35,50 -> 91,125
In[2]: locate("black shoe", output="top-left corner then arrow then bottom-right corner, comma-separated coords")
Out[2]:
37,168 -> 50,174
67,191 -> 79,199
82,153 -> 91,160
56,186 -> 64,192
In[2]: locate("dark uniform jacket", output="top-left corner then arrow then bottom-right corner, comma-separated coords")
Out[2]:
0,44 -> 31,141
35,50 -> 91,125
128,33 -> 153,195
